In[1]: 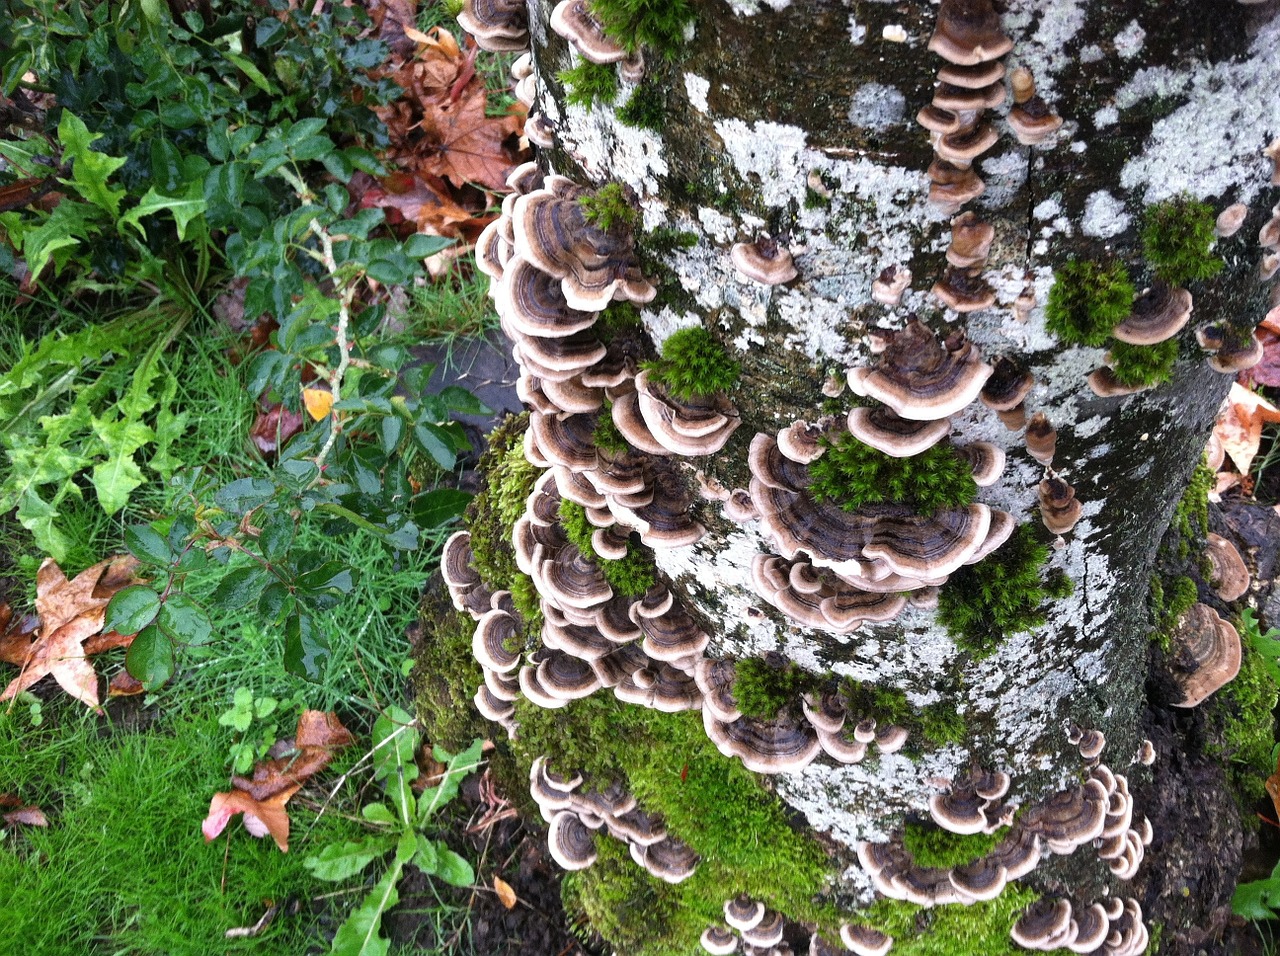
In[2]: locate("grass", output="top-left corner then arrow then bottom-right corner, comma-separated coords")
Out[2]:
0,703 -> 369,956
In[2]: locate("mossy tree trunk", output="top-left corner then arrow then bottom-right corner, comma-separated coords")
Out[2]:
435,2 -> 1280,954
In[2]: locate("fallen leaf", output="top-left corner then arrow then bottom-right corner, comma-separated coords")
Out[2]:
3,805 -> 49,827
1240,312 -> 1280,388
1215,383 -> 1280,477
0,555 -> 141,712
493,876 -> 517,909
301,387 -> 334,422
108,669 -> 145,697
413,83 -> 523,192
202,784 -> 301,852
355,170 -> 477,238
294,709 -> 355,749
250,403 -> 306,456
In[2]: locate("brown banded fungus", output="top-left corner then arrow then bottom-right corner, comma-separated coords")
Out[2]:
847,406 -> 952,457
1168,602 -> 1242,708
1216,202 -> 1249,238
1111,283 -> 1193,345
1205,532 -> 1249,601
457,0 -> 530,52
932,267 -> 997,313
847,319 -> 993,421
871,264 -> 913,306
700,926 -> 739,955
730,239 -> 799,286
550,0 -> 627,64
547,809 -> 598,870
702,710 -> 821,774
1023,413 -> 1056,465
1038,475 -> 1082,535
840,924 -> 893,956
928,0 -> 1013,66
946,212 -> 996,268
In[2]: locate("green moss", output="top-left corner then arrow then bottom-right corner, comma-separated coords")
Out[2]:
860,885 -> 1041,956
412,597 -> 488,751
901,822 -> 1004,870
642,326 -> 741,401
558,498 -> 656,597
588,0 -> 696,57
1172,460 -> 1213,558
1210,644 -> 1278,804
1107,337 -> 1179,388
579,182 -> 640,232
840,679 -> 968,749
464,413 -> 543,628
592,404 -> 631,455
1142,196 -> 1224,286
1044,260 -> 1135,347
1148,574 -> 1198,651
936,524 -> 1070,658
809,435 -> 977,517
559,61 -> 619,110
618,80 -> 666,130
732,656 -> 815,719
642,227 -> 700,255
516,697 -> 835,956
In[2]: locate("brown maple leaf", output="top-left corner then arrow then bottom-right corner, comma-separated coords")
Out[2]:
0,555 -> 141,712
203,784 -> 301,852
414,82 -> 523,192
355,170 -> 478,237
1214,382 -> 1280,478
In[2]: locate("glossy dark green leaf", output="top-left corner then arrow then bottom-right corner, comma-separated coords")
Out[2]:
258,581 -> 292,623
436,385 -> 489,416
124,524 -> 173,566
104,585 -> 161,635
296,561 -> 353,596
158,592 -> 213,646
413,423 -> 456,471
208,566 -> 269,611
125,624 -> 174,690
402,234 -> 453,258
283,610 -> 329,680
214,477 -> 276,515
412,489 -> 470,528
259,513 -> 296,561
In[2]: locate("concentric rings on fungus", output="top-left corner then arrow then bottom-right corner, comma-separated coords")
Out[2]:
847,319 -> 993,421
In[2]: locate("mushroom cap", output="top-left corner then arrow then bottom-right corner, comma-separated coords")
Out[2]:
703,710 -> 822,774
1024,778 -> 1108,847
849,320 -> 992,421
547,810 -> 598,870
778,420 -> 830,464
929,788 -> 989,834
862,504 -> 992,579
932,81 -> 1005,113
724,896 -> 766,932
1216,202 -> 1249,238
537,650 -> 603,700
639,606 -> 711,662
539,549 -> 612,610
1112,283 -> 1193,346
473,608 -> 523,673
635,370 -> 741,457
928,159 -> 985,208
871,264 -> 913,306
801,691 -> 847,733
740,911 -> 784,948
874,725 -> 910,754
749,433 -> 814,491
442,530 -> 482,606
846,406 -> 952,457
500,257 -> 600,340
928,0 -> 1014,64
474,685 -> 516,722
1070,903 -> 1110,953
931,267 -> 997,312
987,828 -> 1043,881
1008,98 -> 1064,146
946,212 -> 996,268
817,725 -> 869,764
615,662 -> 703,712
696,659 -> 743,723
700,926 -> 739,955
549,0 -> 626,63
458,0 -> 530,52
1169,603 -> 1242,707
1208,330 -> 1264,373
980,357 -> 1035,412
633,837 -> 700,883
730,240 -> 799,285
935,123 -> 1000,166
1086,366 -> 1152,398
1077,728 -> 1106,760
839,924 -> 893,956
949,859 -> 1008,901
1038,476 -> 1082,535
1205,533 -> 1249,601
1011,898 -> 1075,950
937,59 -> 1007,89
954,441 -> 1006,486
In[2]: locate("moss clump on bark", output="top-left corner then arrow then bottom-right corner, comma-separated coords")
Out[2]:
1108,337 -> 1179,389
732,656 -> 816,719
936,525 -> 1072,657
860,884 -> 1041,956
558,498 -> 656,597
1044,260 -> 1135,347
579,182 -> 639,232
839,679 -> 968,750
559,61 -> 619,110
900,822 -> 1005,870
516,695 -> 836,956
411,595 -> 487,752
1142,196 -> 1224,286
1171,460 -> 1214,559
590,0 -> 696,57
1212,614 -> 1280,805
808,436 -> 977,516
464,413 -> 543,628
1149,573 -> 1198,651
642,326 -> 741,400
618,80 -> 666,130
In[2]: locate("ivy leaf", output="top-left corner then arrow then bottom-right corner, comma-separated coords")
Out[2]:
118,182 -> 208,242
57,111 -> 127,216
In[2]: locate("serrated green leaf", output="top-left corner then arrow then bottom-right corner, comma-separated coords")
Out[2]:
283,610 -> 329,680
413,423 -> 456,471
208,566 -> 268,610
125,624 -> 174,690
303,836 -> 393,882
159,592 -> 213,646
57,111 -> 127,215
214,476 -> 276,515
104,585 -> 161,635
412,489 -> 470,528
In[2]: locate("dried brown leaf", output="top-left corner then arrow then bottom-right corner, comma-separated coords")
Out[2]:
493,876 -> 518,909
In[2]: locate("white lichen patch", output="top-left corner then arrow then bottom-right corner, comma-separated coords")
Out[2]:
643,306 -> 703,347
1081,190 -> 1132,239
1001,0 -> 1088,101
558,101 -> 669,198
848,15 -> 868,45
776,290 -> 860,364
721,0 -> 792,13
684,72 -> 711,114
1093,105 -> 1120,129
1119,15 -> 1280,203
977,150 -> 1029,210
1113,19 -> 1146,59
847,83 -> 907,131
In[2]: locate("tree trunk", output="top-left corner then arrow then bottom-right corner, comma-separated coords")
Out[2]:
432,2 -> 1280,954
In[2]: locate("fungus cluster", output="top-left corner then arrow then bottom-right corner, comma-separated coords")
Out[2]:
1166,601 -> 1242,708
1011,896 -> 1147,954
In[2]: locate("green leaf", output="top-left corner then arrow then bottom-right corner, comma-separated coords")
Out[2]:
1234,873 -> 1280,920
158,592 -> 213,646
395,830 -> 417,865
402,234 -> 454,259
208,566 -> 269,611
215,477 -> 276,515
303,836 -> 394,882
327,864 -> 399,956
15,488 -> 72,562
258,581 -> 292,623
371,706 -> 419,780
223,51 -> 277,95
258,513 -> 295,562
413,423 -> 457,471
124,523 -> 173,566
361,803 -> 397,826
433,848 -> 474,887
417,738 -> 483,824
283,610 -> 329,680
57,111 -> 127,215
412,489 -> 470,528
125,624 -> 174,689
103,585 -> 161,635
436,386 -> 489,416
118,182 -> 207,242
411,833 -> 438,874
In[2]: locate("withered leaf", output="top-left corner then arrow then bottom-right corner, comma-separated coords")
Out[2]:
1215,382 -> 1280,478
493,876 -> 518,909
203,784 -> 301,852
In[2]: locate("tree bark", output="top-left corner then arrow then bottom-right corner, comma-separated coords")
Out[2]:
442,1 -> 1280,953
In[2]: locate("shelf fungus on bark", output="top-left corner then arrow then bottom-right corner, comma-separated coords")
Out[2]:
702,709 -> 822,774
1167,602 -> 1243,708
1011,896 -> 1147,955
980,357 -> 1034,431
1205,532 -> 1250,601
1205,328 -> 1265,374
872,264 -> 912,306
550,0 -> 627,64
740,909 -> 785,948
945,212 -> 996,269
730,239 -> 799,286
633,370 -> 741,457
847,406 -> 952,458
928,0 -> 1013,65
1111,282 -> 1194,346
1006,67 -> 1063,147
1037,474 -> 1081,535
1216,202 -> 1249,238
931,266 -> 997,313
699,925 -> 738,955
837,924 -> 894,956
847,319 -> 993,421
457,0 -> 529,52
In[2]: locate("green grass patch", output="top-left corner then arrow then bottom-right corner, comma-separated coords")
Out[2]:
0,705 -> 368,956
809,435 -> 976,516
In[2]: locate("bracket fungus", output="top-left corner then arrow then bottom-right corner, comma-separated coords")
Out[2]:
847,320 -> 993,421
730,239 -> 799,286
1205,532 -> 1249,601
1111,283 -> 1194,346
457,0 -> 529,52
1167,602 -> 1242,708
